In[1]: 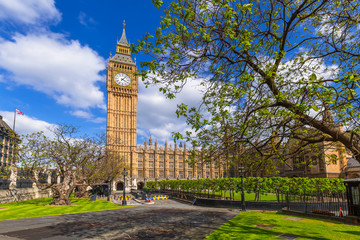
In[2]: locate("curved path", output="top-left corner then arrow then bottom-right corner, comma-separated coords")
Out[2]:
0,200 -> 238,240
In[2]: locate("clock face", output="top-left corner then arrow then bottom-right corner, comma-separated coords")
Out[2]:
114,73 -> 131,86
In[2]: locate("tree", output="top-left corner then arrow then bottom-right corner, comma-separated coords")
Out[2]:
73,135 -> 124,199
16,125 -> 113,205
135,0 -> 360,165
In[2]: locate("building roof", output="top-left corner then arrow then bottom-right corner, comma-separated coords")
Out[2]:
0,115 -> 12,134
110,53 -> 135,65
347,158 -> 360,168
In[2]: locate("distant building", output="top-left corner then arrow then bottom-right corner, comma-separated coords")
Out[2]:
277,141 -> 349,178
129,138 -> 223,190
345,158 -> 360,179
277,109 -> 352,179
0,115 -> 16,171
106,23 -> 221,191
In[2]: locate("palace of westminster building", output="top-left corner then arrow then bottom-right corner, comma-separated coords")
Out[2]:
106,23 -> 224,190
106,23 -> 355,190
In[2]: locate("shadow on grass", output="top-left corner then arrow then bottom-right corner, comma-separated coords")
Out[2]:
207,223 -> 332,240
338,230 -> 360,235
276,211 -> 344,225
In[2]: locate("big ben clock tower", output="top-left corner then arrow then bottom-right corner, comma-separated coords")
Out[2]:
106,21 -> 138,171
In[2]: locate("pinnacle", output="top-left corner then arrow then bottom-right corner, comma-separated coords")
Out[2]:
118,20 -> 128,45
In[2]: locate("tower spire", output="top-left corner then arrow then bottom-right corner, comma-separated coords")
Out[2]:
118,20 -> 128,45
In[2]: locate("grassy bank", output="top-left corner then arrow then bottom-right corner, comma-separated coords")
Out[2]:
0,197 -> 129,221
205,211 -> 360,240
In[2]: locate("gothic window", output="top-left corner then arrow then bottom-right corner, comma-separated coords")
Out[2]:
138,161 -> 143,168
169,155 -> 174,160
329,154 -> 338,164
159,161 -> 164,168
138,154 -> 143,159
206,163 -> 210,169
149,161 -> 153,168
159,155 -> 164,160
293,156 -> 305,170
149,170 -> 154,178
179,155 -> 183,160
188,171 -> 192,178
179,162 -> 183,168
169,162 -> 174,168
179,171 -> 183,178
149,154 -> 154,159
138,170 -> 143,178
159,170 -> 164,178
311,156 -> 317,165
169,171 -> 174,178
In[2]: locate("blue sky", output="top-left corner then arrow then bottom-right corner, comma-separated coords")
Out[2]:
0,0 -> 203,145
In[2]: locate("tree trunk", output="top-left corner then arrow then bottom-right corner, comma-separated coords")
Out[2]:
49,177 -> 75,205
74,185 -> 89,198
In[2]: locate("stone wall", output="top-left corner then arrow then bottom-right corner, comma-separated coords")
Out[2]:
0,187 -> 51,204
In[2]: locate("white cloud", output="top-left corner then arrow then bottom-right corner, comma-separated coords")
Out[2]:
90,117 -> 106,124
0,111 -> 56,137
78,11 -> 96,28
70,110 -> 92,119
0,33 -> 106,110
137,78 -> 204,144
70,110 -> 106,123
0,0 -> 61,25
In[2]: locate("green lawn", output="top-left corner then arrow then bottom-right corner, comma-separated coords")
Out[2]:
199,191 -> 280,201
0,197 -> 130,221
205,211 -> 360,240
219,192 -> 279,201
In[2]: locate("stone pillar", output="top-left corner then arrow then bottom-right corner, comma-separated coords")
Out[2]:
9,166 -> 17,190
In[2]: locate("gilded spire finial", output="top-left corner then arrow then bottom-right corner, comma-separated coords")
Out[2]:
118,20 -> 128,45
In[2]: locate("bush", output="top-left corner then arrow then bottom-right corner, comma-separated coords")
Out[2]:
142,186 -> 150,193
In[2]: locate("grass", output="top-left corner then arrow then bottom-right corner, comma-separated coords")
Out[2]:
204,191 -> 280,201
205,211 -> 360,240
0,197 -> 130,221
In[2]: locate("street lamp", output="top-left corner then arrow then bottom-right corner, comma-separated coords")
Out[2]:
121,168 -> 128,206
238,165 -> 246,211
107,180 -> 111,202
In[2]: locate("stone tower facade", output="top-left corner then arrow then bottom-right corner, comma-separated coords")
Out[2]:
106,21 -> 138,169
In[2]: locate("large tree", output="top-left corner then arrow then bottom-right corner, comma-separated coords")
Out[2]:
74,145 -> 124,199
16,125 -> 113,205
135,0 -> 360,166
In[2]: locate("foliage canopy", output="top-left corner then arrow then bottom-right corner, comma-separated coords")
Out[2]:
135,0 -> 360,167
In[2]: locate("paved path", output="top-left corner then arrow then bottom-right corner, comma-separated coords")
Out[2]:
0,200 -> 238,240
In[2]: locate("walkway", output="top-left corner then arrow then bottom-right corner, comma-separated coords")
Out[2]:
0,200 -> 238,240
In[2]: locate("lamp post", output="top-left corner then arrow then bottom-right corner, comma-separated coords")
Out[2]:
107,180 -> 111,202
122,168 -> 128,206
155,177 -> 158,190
238,165 -> 246,211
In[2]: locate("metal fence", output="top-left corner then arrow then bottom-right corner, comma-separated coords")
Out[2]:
285,192 -> 348,216
166,189 -> 349,217
16,179 -> 33,188
0,179 -> 10,190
